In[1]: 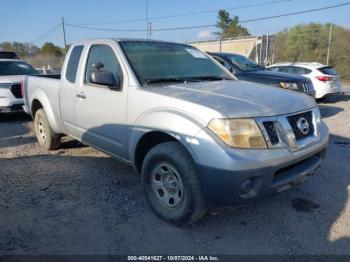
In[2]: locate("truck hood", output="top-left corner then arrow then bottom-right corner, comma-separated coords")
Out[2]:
0,75 -> 23,84
145,80 -> 316,118
244,70 -> 306,82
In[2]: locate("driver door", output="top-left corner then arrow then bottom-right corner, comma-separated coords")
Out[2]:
76,44 -> 128,159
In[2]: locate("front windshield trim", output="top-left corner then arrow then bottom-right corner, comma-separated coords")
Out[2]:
119,40 -> 233,87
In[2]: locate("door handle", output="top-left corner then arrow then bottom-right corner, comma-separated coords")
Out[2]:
76,93 -> 86,99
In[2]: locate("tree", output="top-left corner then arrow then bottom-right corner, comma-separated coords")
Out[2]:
0,42 -> 40,57
0,42 -> 14,52
275,23 -> 350,79
216,10 -> 250,39
40,42 -> 63,57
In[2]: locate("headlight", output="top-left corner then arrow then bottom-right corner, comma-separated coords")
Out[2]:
208,118 -> 267,149
280,82 -> 298,90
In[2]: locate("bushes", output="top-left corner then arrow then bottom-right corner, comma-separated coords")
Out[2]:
275,23 -> 350,79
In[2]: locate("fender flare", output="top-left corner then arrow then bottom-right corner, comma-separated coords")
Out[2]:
128,108 -> 206,164
30,89 -> 62,134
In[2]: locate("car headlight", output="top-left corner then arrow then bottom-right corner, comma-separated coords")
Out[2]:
208,118 -> 267,149
280,82 -> 299,90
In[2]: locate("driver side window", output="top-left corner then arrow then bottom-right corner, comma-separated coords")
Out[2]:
85,44 -> 123,86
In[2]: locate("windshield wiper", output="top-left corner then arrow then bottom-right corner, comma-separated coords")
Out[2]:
144,76 -> 230,85
145,77 -> 189,84
185,76 -> 231,81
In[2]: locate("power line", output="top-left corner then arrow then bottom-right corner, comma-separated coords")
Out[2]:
65,23 -> 146,32
154,0 -> 294,20
30,23 -> 61,43
155,2 -> 350,31
74,0 -> 294,26
65,2 -> 350,33
239,2 -> 350,24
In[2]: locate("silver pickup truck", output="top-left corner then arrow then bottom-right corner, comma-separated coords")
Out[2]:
23,38 -> 329,225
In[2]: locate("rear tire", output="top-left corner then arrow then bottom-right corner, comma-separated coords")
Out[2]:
34,109 -> 61,150
141,141 -> 208,226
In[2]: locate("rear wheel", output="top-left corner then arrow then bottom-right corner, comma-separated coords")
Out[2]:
141,142 -> 208,226
34,109 -> 61,150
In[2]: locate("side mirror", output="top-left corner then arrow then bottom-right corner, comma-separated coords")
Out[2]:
223,64 -> 236,74
90,70 -> 121,90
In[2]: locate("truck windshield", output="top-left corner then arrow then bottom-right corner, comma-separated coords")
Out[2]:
224,54 -> 263,71
120,41 -> 232,85
0,61 -> 38,76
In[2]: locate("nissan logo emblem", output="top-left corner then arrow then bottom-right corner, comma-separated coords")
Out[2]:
296,117 -> 310,135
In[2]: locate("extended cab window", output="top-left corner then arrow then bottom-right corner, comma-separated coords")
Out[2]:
65,45 -> 83,83
85,44 -> 123,86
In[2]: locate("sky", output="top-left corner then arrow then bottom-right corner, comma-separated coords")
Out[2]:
0,0 -> 349,47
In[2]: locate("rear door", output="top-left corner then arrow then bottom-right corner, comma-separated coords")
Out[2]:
76,43 -> 128,159
59,45 -> 84,138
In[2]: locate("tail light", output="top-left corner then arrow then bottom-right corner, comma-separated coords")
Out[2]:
20,79 -> 24,97
316,76 -> 333,82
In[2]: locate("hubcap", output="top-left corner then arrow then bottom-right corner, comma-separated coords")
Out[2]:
36,117 -> 46,143
150,163 -> 184,208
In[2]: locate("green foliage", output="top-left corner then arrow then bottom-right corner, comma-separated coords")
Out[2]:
0,42 -> 40,57
0,41 -> 64,69
275,23 -> 350,79
40,42 -> 63,57
216,10 -> 250,38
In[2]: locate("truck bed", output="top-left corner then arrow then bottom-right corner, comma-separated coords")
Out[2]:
23,75 -> 62,134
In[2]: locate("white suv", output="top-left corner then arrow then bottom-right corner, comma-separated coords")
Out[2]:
0,59 -> 38,113
268,62 -> 342,99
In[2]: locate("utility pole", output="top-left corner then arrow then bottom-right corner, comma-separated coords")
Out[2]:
326,24 -> 333,65
259,36 -> 263,65
149,22 -> 152,38
146,0 -> 149,39
265,31 -> 270,66
61,16 -> 67,53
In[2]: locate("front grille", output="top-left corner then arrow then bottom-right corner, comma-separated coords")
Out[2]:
263,121 -> 279,145
299,81 -> 313,93
287,111 -> 314,140
10,84 -> 22,98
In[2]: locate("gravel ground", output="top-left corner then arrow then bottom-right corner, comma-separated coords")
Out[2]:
0,93 -> 350,255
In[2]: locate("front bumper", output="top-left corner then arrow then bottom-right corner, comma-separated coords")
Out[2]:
197,146 -> 326,205
0,102 -> 24,113
192,120 -> 329,206
0,87 -> 24,113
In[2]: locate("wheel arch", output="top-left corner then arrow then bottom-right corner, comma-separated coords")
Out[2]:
129,109 -> 205,173
29,90 -> 62,134
134,131 -> 179,173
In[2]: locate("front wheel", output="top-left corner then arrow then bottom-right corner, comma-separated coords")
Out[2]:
34,109 -> 61,150
141,142 -> 208,226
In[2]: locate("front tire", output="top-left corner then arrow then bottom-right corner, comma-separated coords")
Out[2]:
34,109 -> 61,150
141,142 -> 208,226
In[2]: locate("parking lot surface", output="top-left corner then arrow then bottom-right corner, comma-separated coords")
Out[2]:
1,93 -> 350,255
